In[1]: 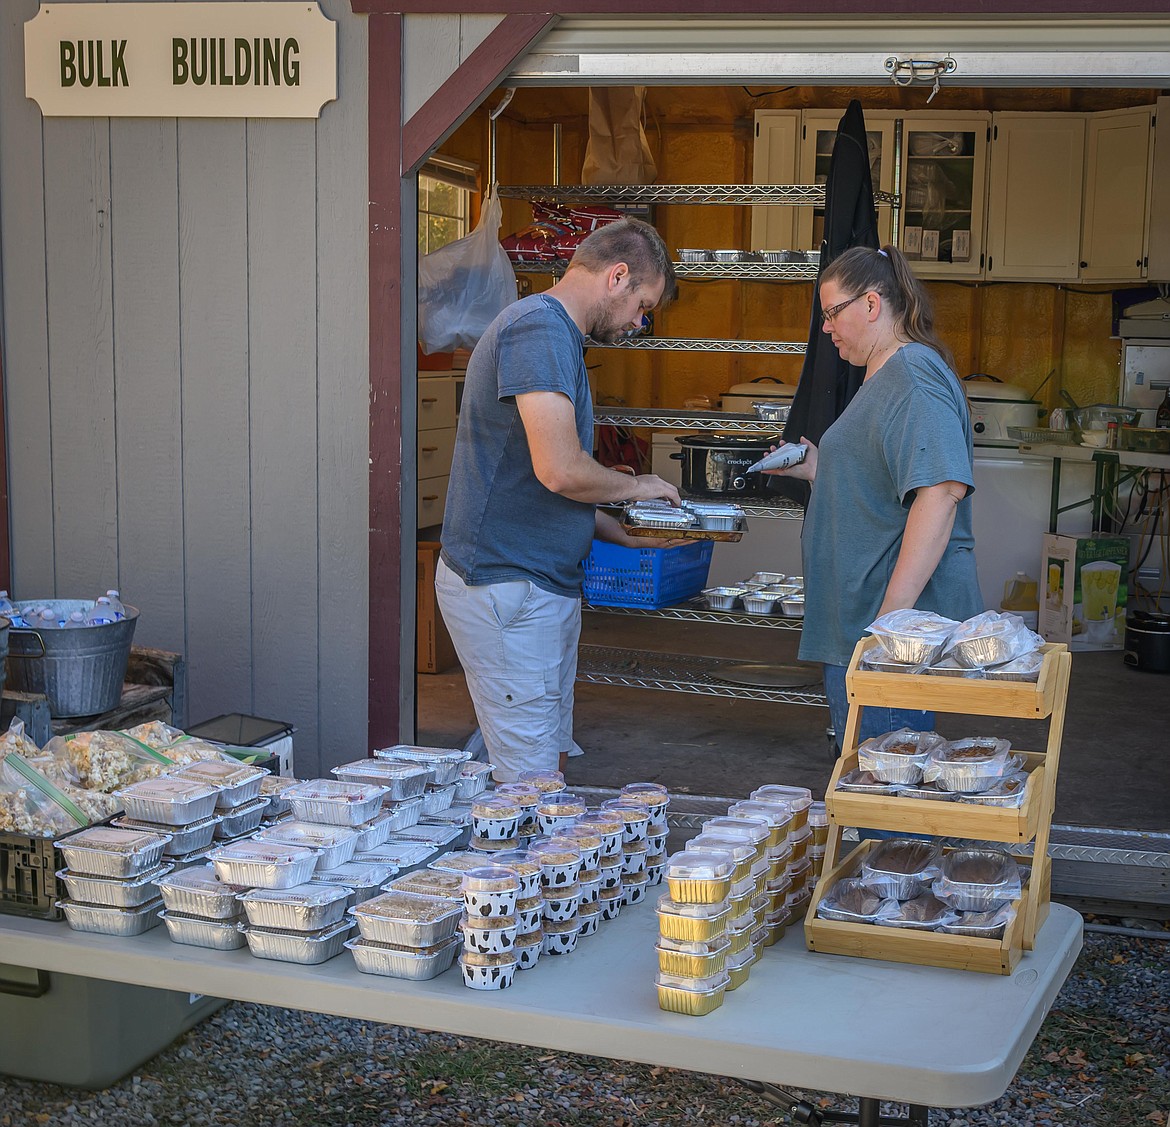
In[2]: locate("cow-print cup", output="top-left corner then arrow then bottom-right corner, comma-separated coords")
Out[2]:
460,915 -> 518,955
459,953 -> 517,990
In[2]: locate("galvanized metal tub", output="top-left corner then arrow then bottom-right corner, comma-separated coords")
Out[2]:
7,601 -> 138,717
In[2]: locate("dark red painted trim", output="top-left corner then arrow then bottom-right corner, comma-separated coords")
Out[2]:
368,12 -> 404,752
402,13 -> 558,175
353,1 -> 1170,14
0,344 -> 9,592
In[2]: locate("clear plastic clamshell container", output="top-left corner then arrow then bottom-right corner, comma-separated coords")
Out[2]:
156,864 -> 246,919
116,777 -> 220,827
241,920 -> 353,964
207,840 -> 320,889
454,761 -> 494,802
381,796 -> 424,831
309,862 -> 394,908
114,814 -> 220,857
346,934 -> 460,979
160,910 -> 249,950
350,811 -> 397,852
56,825 -> 172,879
259,775 -> 300,818
56,865 -> 172,909
170,759 -> 268,810
393,822 -> 463,848
253,821 -> 359,871
655,970 -> 730,1016
59,897 -> 164,936
331,759 -> 432,800
238,882 -> 351,931
353,841 -> 436,871
213,797 -> 271,840
386,868 -> 464,900
284,780 -> 388,827
420,785 -> 458,817
373,745 -> 469,786
655,894 -> 731,942
350,890 -> 463,946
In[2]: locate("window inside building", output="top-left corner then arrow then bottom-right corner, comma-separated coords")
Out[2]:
418,155 -> 478,255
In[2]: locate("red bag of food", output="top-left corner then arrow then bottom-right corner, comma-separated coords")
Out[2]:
566,204 -> 625,232
531,200 -> 574,227
552,230 -> 589,261
500,221 -> 570,264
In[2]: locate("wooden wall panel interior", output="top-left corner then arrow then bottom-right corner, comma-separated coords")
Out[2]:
177,120 -> 254,726
42,117 -> 118,595
109,118 -> 185,651
247,119 -> 322,772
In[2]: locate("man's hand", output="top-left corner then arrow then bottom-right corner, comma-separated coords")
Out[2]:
611,464 -> 681,508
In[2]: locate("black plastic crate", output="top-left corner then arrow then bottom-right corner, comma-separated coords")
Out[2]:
0,828 -> 80,921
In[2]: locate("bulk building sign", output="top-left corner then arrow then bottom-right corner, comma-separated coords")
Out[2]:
25,3 -> 336,119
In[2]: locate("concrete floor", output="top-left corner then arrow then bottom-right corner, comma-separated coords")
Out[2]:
416,612 -> 1170,835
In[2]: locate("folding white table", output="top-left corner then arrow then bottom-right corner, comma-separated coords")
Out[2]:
0,902 -> 1082,1125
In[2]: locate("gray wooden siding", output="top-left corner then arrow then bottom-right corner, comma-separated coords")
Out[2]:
403,14 -> 503,120
0,0 -> 369,777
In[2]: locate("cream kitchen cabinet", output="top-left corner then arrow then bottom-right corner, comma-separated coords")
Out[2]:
986,113 -> 1085,282
417,372 -> 457,529
1080,106 -> 1155,283
750,110 -> 801,252
898,112 -> 990,279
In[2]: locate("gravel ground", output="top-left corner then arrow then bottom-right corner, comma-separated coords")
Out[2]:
1,928 -> 1166,1127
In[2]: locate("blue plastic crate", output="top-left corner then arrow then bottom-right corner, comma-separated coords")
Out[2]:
582,539 -> 714,609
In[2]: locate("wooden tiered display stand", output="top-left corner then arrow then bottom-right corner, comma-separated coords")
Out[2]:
804,637 -> 1071,975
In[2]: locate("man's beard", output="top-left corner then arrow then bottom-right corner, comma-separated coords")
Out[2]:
586,294 -> 633,345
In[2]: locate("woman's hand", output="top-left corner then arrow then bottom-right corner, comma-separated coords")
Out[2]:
760,436 -> 819,483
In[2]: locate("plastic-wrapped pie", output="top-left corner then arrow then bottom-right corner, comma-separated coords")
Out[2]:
924,737 -> 1014,794
866,609 -> 958,666
835,768 -> 898,795
984,651 -> 1044,682
938,904 -> 1015,938
860,839 -> 942,900
875,892 -> 956,930
955,772 -> 1029,808
860,642 -> 920,674
857,728 -> 945,785
943,610 -> 1042,669
665,850 -> 734,903
814,877 -> 899,924
933,849 -> 1022,912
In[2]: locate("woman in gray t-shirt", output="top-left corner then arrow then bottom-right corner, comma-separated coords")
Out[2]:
768,245 -> 982,749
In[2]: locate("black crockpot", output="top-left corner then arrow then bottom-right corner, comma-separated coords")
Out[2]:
1124,611 -> 1170,674
671,433 -> 781,499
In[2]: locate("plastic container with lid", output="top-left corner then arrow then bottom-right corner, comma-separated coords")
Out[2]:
750,785 -> 813,830
56,865 -> 172,909
725,801 -> 791,847
514,768 -> 565,794
453,761 -> 494,803
476,848 -> 543,900
380,796 -> 424,832
213,797 -> 270,840
421,784 -> 458,817
541,917 -> 581,955
528,839 -> 584,887
284,779 -> 388,827
237,882 -> 351,931
492,783 -> 541,827
469,796 -> 522,841
331,759 -> 432,800
160,910 -> 248,950
513,894 -> 544,933
56,825 -> 172,879
351,890 -> 463,945
170,758 -> 268,810
656,970 -> 729,1016
619,782 -> 670,828
665,850 -> 735,904
656,934 -> 730,978
725,946 -> 754,990
354,841 -> 436,871
346,934 -> 460,979
685,834 -> 754,883
620,842 -> 648,875
552,826 -> 603,870
655,894 -> 731,942
386,867 -> 464,900
459,949 -> 517,990
599,799 -> 651,844
512,930 -> 543,968
702,816 -> 768,858
460,865 -> 521,918
240,920 -> 353,964
156,865 -> 247,919
460,913 -> 518,955
309,862 -> 391,907
534,792 -> 588,835
258,775 -> 300,818
208,840 -> 320,889
393,821 -> 464,849
573,811 -> 624,855
59,897 -> 164,936
253,821 -> 359,872
373,745 -> 469,786
622,869 -> 650,905
575,903 -> 600,937
597,857 -> 623,891
116,777 -> 220,827
541,883 -> 581,921
350,810 -> 397,853
597,885 -> 623,921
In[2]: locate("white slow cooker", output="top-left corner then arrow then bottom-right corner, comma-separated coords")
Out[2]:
722,378 -> 799,414
961,375 -> 1043,445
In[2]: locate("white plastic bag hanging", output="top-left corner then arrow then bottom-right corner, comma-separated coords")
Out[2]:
418,189 -> 517,354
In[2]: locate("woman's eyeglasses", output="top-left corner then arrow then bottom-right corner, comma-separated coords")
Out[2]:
821,293 -> 863,325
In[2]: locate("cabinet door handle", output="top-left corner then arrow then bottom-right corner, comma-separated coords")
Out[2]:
422,494 -> 439,502
421,397 -> 438,405
421,446 -> 439,454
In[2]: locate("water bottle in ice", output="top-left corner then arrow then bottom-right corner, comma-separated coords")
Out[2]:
64,610 -> 88,628
20,605 -> 42,628
35,607 -> 61,629
0,591 -> 14,617
86,596 -> 117,626
105,589 -> 126,620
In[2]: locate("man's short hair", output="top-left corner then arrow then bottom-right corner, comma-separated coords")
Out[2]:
569,217 -> 677,303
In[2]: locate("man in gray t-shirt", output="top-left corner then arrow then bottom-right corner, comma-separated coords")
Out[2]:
436,218 -> 680,783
